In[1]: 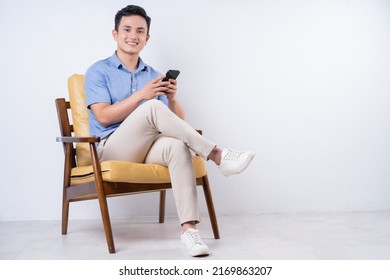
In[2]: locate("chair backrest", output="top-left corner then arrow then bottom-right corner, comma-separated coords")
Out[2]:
68,74 -> 92,166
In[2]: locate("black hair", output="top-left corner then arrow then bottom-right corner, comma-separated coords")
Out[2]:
114,5 -> 151,34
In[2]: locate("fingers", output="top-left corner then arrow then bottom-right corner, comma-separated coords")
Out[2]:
168,79 -> 177,85
166,81 -> 177,94
152,75 -> 165,83
163,79 -> 176,94
148,76 -> 168,93
155,84 -> 170,94
144,76 -> 178,98
153,76 -> 170,87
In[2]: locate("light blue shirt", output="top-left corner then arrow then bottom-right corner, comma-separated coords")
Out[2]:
85,52 -> 168,139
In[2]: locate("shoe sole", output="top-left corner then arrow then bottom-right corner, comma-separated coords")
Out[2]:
181,244 -> 210,257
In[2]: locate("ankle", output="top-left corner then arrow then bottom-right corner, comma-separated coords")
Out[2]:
181,221 -> 196,233
208,148 -> 222,165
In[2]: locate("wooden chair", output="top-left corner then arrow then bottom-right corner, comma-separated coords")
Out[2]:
55,74 -> 220,253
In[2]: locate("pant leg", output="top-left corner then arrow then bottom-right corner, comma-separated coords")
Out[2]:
100,99 -> 216,162
145,136 -> 200,224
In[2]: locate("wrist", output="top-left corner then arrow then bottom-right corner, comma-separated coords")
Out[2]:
131,91 -> 144,103
167,93 -> 177,102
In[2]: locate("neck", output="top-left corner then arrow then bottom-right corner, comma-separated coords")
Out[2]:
116,50 -> 139,72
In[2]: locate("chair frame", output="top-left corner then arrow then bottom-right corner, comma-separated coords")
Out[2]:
55,98 -> 220,253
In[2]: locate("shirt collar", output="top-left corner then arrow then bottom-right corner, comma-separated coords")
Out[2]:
110,52 -> 148,73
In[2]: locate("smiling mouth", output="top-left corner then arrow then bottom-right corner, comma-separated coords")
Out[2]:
126,41 -> 139,46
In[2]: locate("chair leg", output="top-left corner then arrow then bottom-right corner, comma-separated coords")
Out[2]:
61,143 -> 72,235
159,190 -> 166,223
90,143 -> 116,253
202,175 -> 220,239
97,193 -> 116,253
61,198 -> 69,235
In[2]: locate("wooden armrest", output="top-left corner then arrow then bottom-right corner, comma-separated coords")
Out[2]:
56,136 -> 100,143
57,131 -> 201,144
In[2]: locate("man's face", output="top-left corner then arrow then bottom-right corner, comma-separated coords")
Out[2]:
113,15 -> 150,56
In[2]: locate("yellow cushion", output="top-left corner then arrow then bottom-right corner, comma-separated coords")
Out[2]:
70,156 -> 207,185
68,74 -> 92,166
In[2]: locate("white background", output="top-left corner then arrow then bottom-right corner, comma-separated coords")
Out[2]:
0,0 -> 389,221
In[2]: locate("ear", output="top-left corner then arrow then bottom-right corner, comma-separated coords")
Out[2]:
112,29 -> 118,41
145,34 -> 150,44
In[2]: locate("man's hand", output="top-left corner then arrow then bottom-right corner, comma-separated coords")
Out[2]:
137,75 -> 170,101
90,75 -> 170,127
165,79 -> 178,102
164,78 -> 185,119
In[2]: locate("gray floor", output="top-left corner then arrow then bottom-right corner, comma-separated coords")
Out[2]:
1,212 -> 390,260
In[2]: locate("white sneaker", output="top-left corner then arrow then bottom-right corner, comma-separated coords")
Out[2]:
218,149 -> 255,176
181,228 -> 210,257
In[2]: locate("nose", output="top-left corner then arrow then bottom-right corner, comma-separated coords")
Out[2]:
129,30 -> 137,38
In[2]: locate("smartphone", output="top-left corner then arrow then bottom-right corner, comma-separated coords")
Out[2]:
162,70 -> 180,82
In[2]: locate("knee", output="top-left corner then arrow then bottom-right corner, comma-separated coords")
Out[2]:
144,99 -> 166,110
165,139 -> 192,161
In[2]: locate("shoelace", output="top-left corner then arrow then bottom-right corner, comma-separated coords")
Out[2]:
223,149 -> 244,161
185,230 -> 203,245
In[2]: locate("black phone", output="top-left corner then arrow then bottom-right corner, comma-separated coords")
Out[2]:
162,70 -> 180,81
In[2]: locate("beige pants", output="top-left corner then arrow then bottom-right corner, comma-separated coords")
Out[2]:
97,100 -> 216,224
